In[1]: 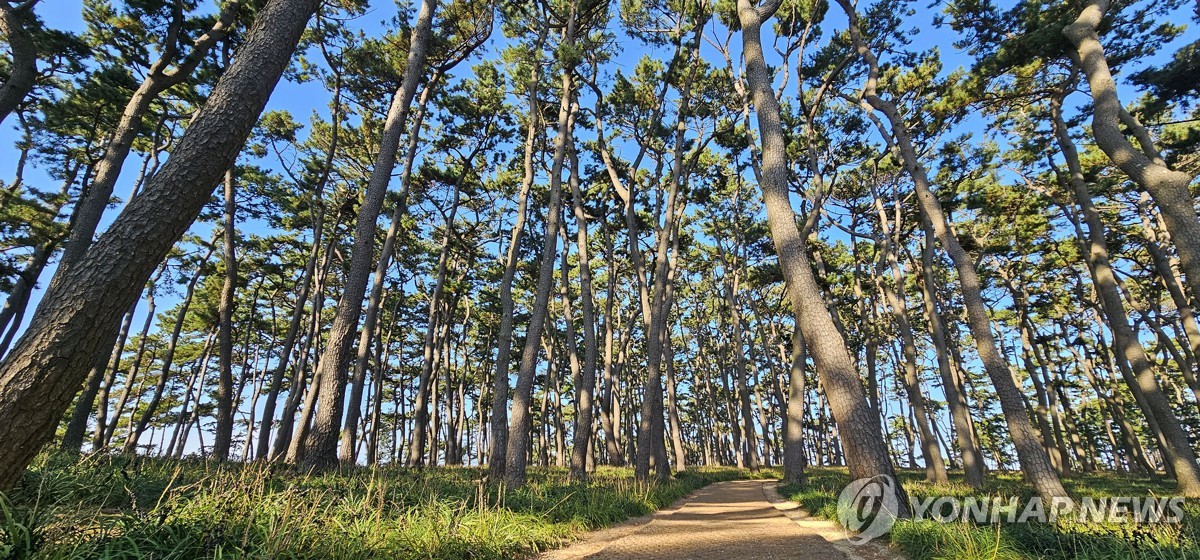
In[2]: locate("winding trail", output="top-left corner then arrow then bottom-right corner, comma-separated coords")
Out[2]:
539,480 -> 903,560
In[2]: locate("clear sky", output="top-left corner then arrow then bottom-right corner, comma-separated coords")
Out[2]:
2,0 -> 1196,460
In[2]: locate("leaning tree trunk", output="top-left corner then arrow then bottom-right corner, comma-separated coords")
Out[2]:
123,244 -> 214,453
504,15 -> 576,487
566,147 -> 599,480
872,194 -> 948,484
835,0 -> 1066,502
60,309 -> 132,453
916,229 -> 985,488
340,72 -> 438,464
737,0 -> 908,514
1051,94 -> 1200,496
302,0 -> 437,470
0,0 -> 323,491
1064,0 -> 1200,308
0,0 -> 38,127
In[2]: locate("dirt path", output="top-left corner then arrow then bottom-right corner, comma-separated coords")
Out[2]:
539,480 -> 903,560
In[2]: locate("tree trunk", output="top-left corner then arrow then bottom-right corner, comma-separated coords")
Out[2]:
212,169 -> 238,461
872,193 -> 948,483
302,0 -> 437,470
486,29 -> 544,479
0,0 -> 322,491
0,1 -> 38,126
504,13 -> 577,487
124,244 -> 214,453
102,284 -> 158,448
340,71 -> 439,464
566,146 -> 599,480
55,4 -> 238,274
1064,0 -> 1200,309
739,0 -> 908,513
1050,93 -> 1200,496
408,188 -> 461,466
783,330 -> 807,483
835,0 -> 1065,501
916,230 -> 985,487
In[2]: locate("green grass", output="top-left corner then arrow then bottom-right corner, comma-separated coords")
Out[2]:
780,467 -> 1200,560
0,453 -> 776,559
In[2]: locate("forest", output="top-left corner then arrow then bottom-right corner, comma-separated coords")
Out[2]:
1,0 -> 1199,558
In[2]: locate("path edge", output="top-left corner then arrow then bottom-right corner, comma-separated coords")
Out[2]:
760,480 -> 908,560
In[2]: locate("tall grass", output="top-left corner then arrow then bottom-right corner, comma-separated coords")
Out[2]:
780,467 -> 1200,560
0,453 -> 773,559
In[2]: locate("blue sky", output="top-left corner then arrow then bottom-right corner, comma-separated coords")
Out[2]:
3,0 -> 1197,461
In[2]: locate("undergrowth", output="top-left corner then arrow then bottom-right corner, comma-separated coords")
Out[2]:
0,452 -> 774,559
780,467 -> 1200,560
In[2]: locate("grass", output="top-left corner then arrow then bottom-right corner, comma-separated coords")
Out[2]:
780,467 -> 1200,560
0,453 -> 777,559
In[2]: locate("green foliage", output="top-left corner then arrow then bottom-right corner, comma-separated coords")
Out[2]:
782,467 -> 1200,560
0,453 -> 771,559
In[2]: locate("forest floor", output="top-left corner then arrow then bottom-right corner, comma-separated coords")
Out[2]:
781,467 -> 1200,560
3,455 -> 1197,560
0,453 -> 773,559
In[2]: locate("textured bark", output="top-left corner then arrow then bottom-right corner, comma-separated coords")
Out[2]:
836,0 -> 1065,502
632,17 -> 705,482
486,27 -> 544,479
504,16 -> 576,487
664,323 -> 686,470
872,194 -> 947,483
340,72 -> 438,464
0,0 -> 321,491
916,232 -> 984,488
0,0 -> 38,126
280,230 -> 337,462
566,147 -> 598,480
1051,95 -> 1200,496
60,309 -> 131,453
1064,1 -> 1200,308
212,169 -> 238,461
1138,197 -> 1200,396
739,0 -> 908,514
302,0 -> 437,470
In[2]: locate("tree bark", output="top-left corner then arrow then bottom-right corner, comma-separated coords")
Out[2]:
0,0 -> 39,126
504,12 -> 576,487
340,71 -> 440,464
738,0 -> 908,513
836,0 -> 1066,501
486,24 -> 545,480
55,3 -> 238,273
871,192 -> 947,483
1051,93 -> 1200,496
0,0 -> 322,491
212,169 -> 238,461
302,0 -> 437,470
565,147 -> 599,479
1064,0 -> 1200,309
